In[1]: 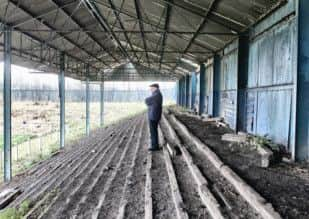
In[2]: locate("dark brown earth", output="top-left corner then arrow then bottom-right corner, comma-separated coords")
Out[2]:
175,113 -> 309,219
0,112 -> 307,219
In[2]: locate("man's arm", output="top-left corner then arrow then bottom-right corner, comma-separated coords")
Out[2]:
145,95 -> 155,106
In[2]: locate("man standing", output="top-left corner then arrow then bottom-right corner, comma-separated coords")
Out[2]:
145,83 -> 163,151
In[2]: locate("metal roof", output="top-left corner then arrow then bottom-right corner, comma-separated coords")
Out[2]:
0,0 -> 286,81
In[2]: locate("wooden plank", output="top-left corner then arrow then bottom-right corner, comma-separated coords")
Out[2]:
160,116 -> 180,157
222,133 -> 247,143
145,152 -> 153,219
162,147 -> 189,219
0,188 -> 22,209
179,146 -> 224,219
169,114 -> 282,219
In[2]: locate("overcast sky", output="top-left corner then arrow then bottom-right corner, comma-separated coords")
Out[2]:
0,63 -> 176,90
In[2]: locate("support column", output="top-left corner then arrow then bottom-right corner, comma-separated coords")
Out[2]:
199,63 -> 206,115
59,52 -> 65,149
182,77 -> 185,107
213,55 -> 221,117
185,75 -> 190,108
180,77 -> 184,106
176,80 -> 180,105
3,26 -> 12,182
191,73 -> 197,110
237,35 -> 249,132
296,0 -> 309,160
100,81 -> 104,126
86,65 -> 90,136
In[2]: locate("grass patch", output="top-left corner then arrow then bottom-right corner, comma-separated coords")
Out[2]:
0,135 -> 35,149
0,200 -> 30,219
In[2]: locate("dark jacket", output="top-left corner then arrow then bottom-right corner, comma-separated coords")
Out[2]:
145,89 -> 163,121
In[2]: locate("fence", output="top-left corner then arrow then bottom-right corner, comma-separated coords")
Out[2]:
0,131 -> 60,174
5,88 -> 176,102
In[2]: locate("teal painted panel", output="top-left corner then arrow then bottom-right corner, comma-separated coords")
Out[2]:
273,20 -> 294,85
258,33 -> 274,86
256,89 -> 292,146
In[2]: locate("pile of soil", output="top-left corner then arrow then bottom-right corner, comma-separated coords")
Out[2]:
176,113 -> 309,218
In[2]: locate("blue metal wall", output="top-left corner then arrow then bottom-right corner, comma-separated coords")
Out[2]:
246,4 -> 297,153
177,0 -> 309,160
218,40 -> 239,129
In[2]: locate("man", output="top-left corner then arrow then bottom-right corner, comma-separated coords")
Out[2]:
145,83 -> 163,151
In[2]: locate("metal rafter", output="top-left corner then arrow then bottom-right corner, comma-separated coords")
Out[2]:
108,0 -> 139,61
83,0 -> 133,63
159,0 -> 172,70
93,0 -> 219,52
13,1 -> 76,28
9,0 -> 110,68
159,0 -> 242,32
133,0 -> 150,67
50,0 -> 120,63
11,29 -> 237,35
172,0 -> 219,73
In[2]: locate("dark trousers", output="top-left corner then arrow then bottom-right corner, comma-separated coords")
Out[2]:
149,120 -> 159,149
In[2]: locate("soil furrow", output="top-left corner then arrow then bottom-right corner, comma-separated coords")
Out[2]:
33,117 -> 137,219
95,117 -> 145,219
72,116 -> 142,218
10,123 -> 121,207
119,119 -> 149,219
151,150 -> 177,219
58,116 -> 142,218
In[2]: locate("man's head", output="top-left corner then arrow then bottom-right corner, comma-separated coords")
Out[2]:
149,83 -> 159,93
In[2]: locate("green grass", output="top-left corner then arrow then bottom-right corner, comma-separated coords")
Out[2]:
0,200 -> 30,219
0,134 -> 35,149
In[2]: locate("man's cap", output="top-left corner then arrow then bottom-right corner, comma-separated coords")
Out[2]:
149,83 -> 159,88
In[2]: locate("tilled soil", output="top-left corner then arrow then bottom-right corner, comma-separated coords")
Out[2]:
121,121 -> 149,219
1,112 -> 307,219
176,113 -> 309,219
0,114 -> 195,219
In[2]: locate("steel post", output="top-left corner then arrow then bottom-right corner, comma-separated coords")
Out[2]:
237,34 -> 249,132
213,55 -> 221,117
100,81 -> 104,126
185,75 -> 190,108
191,73 -> 197,110
199,63 -> 206,115
3,26 -> 12,182
86,66 -> 90,136
59,52 -> 65,149
296,0 -> 309,160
